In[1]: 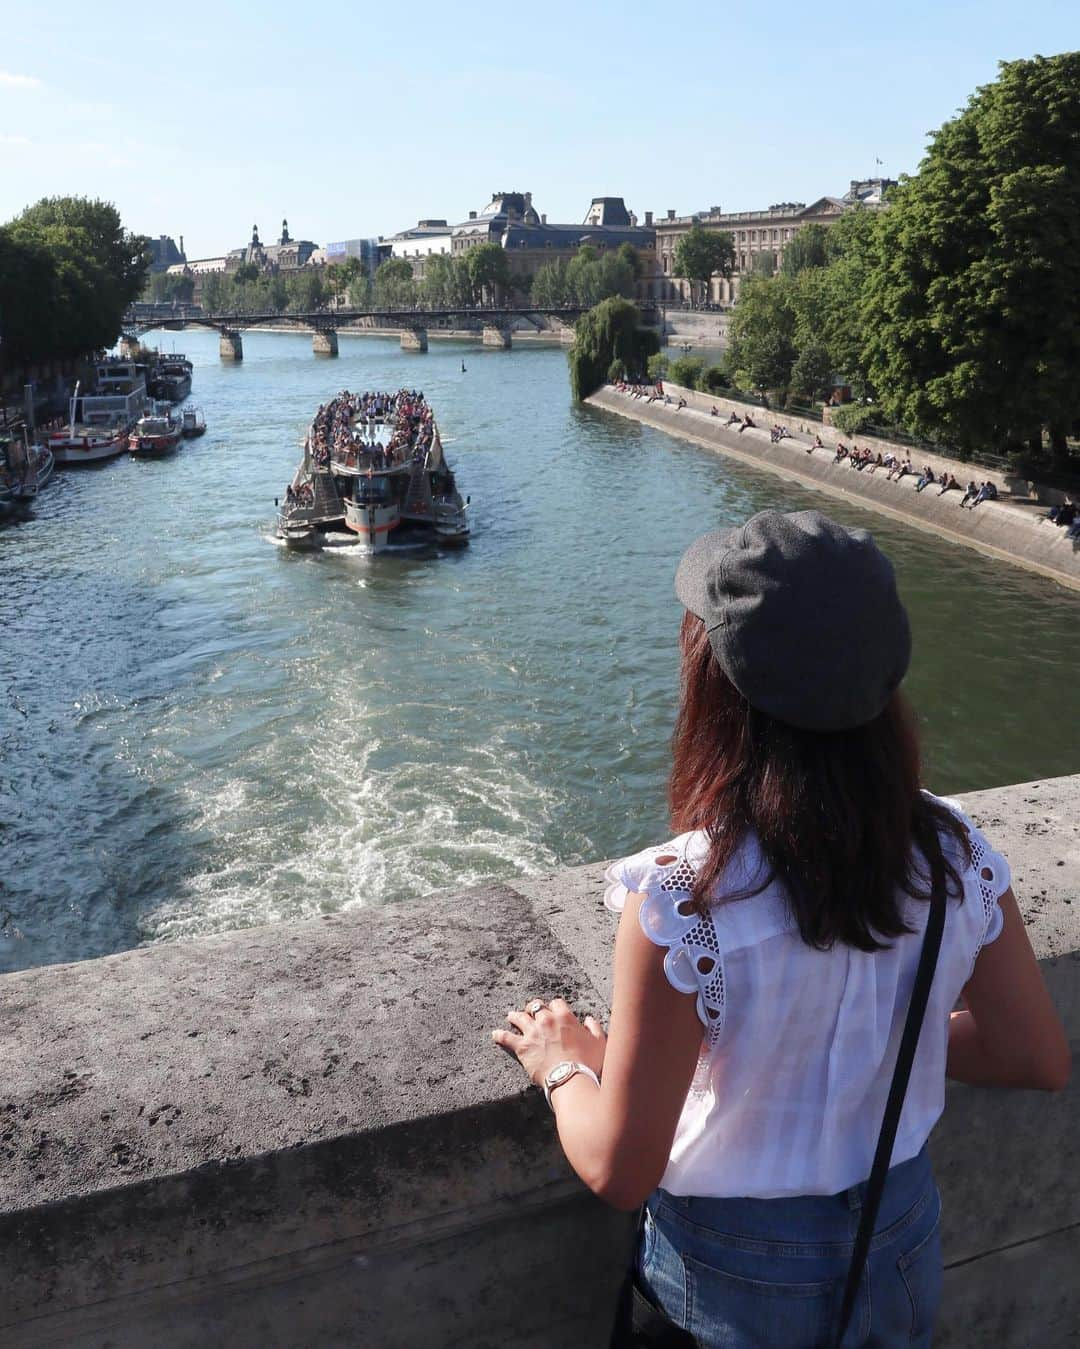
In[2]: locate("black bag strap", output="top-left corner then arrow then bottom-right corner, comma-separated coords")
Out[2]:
833,881 -> 947,1347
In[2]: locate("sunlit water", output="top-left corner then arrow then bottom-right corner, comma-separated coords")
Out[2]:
2,330 -> 1078,973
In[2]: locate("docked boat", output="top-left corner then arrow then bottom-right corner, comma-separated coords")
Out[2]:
130,409 -> 182,457
276,390 -> 469,553
180,407 -> 207,438
148,353 -> 193,403
1,437 -> 54,505
49,379 -> 141,465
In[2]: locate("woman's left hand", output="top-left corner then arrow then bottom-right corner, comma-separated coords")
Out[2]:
492,997 -> 607,1086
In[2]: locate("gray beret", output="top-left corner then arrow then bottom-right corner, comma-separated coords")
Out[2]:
675,510 -> 911,732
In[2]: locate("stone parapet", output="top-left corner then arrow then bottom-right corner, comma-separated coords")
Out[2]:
2,778 -> 1078,1347
591,386 -> 1080,591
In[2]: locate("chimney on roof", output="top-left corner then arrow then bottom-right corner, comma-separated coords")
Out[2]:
469,210 -> 477,220
667,209 -> 676,220
644,211 -> 653,227
541,213 -> 547,225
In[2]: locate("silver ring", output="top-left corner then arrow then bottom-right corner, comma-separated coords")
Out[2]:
527,1000 -> 545,1015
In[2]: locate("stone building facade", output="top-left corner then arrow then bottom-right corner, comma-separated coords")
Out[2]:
384,191 -> 656,301
654,179 -> 894,304
225,220 -> 318,274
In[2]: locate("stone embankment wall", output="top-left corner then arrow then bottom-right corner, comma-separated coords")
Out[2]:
589,384 -> 1080,591
2,777 -> 1078,1348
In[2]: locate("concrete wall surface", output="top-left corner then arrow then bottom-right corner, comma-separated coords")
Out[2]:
2,778 -> 1078,1348
590,385 -> 1080,592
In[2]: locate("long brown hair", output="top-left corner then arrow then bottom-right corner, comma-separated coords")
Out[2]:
669,612 -> 968,951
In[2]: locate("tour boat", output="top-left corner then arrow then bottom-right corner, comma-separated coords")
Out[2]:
276,392 -> 470,554
180,407 -> 207,438
130,410 -> 182,457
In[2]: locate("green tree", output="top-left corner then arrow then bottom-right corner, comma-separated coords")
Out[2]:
672,224 -> 735,302
616,241 -> 642,280
0,228 -> 61,366
201,271 -> 228,313
789,341 -> 833,402
862,52 -> 1080,464
727,274 -> 797,395
233,262 -> 260,284
374,258 -> 417,308
668,355 -> 706,389
568,297 -> 660,399
465,242 -> 510,304
5,196 -> 148,359
532,259 -> 570,308
286,269 -> 326,313
750,250 -> 778,278
781,223 -> 830,277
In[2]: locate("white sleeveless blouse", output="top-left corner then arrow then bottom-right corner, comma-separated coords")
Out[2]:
603,794 -> 1008,1199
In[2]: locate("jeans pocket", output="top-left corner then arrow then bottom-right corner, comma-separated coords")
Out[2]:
898,1218 -> 943,1342
683,1253 -> 836,1349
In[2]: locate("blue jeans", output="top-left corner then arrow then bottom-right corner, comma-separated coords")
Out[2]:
639,1147 -> 942,1348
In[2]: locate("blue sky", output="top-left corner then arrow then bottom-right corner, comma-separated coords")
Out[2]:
1,1 -> 1076,258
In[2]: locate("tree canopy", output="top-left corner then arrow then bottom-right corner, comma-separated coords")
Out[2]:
567,297 -> 659,399
0,196 -> 148,368
862,51 -> 1080,462
780,223 -> 830,277
672,225 -> 735,299
464,243 -> 510,303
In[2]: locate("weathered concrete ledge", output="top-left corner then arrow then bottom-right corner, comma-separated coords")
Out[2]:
590,385 -> 1080,591
2,777 -> 1078,1347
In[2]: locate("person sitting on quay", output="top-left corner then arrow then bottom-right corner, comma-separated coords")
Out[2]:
739,415 -> 756,433
677,397 -> 687,412
807,433 -> 824,454
1047,498 -> 1077,527
965,480 -> 999,509
938,473 -> 961,496
867,452 -> 886,474
726,411 -> 741,427
894,457 -> 913,482
834,442 -> 848,464
959,480 -> 979,507
711,406 -> 720,417
915,465 -> 936,493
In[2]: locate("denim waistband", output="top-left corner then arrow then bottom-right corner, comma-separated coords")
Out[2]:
652,1146 -> 935,1252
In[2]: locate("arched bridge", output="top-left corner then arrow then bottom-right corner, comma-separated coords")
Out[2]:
121,302 -> 659,359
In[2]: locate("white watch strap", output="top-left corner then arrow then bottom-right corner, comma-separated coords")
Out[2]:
543,1061 -> 600,1110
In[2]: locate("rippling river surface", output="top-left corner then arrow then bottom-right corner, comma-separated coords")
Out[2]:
2,329 -> 1079,972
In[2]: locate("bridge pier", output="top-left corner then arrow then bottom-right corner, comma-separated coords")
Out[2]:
313,329 -> 339,357
219,329 -> 243,362
401,327 -> 428,353
482,324 -> 512,350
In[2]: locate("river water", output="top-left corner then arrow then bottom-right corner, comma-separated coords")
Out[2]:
2,329 -> 1078,973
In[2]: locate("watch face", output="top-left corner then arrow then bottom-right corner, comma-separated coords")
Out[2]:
548,1062 -> 574,1086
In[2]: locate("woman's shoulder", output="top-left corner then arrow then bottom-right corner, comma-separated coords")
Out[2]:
602,832 -> 706,914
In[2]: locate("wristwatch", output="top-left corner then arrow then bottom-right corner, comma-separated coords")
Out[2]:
542,1060 -> 601,1110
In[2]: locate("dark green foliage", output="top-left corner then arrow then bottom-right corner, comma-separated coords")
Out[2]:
673,225 -> 735,301
750,250 -> 778,278
668,355 -> 706,389
699,364 -> 730,394
789,342 -> 833,401
465,243 -> 510,303
568,298 -> 659,400
863,52 -> 1080,465
374,258 -> 417,308
781,224 -> 830,276
0,196 -> 149,368
646,352 -> 670,381
828,403 -> 881,435
531,247 -> 635,308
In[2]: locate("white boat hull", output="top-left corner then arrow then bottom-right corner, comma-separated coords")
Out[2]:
51,434 -> 127,465
344,499 -> 400,551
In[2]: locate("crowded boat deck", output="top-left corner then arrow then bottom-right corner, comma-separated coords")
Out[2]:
276,389 -> 470,552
